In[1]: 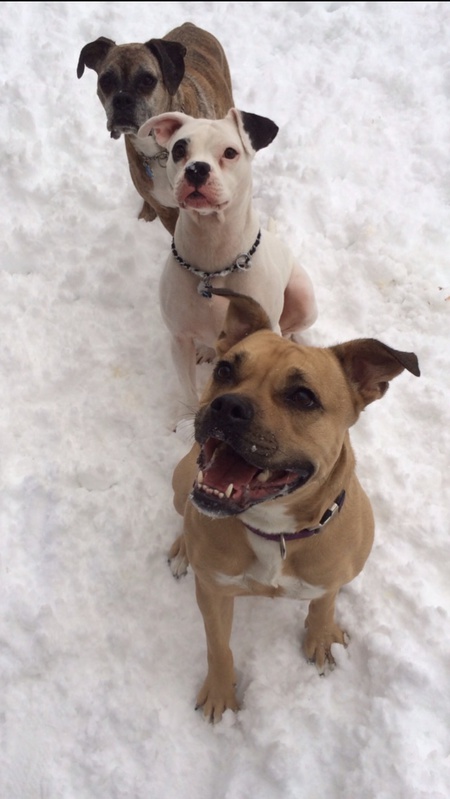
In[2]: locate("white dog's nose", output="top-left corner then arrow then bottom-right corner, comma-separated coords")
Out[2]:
185,161 -> 211,187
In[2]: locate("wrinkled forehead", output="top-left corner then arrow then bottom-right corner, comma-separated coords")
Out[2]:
169,117 -> 242,152
225,333 -> 349,395
101,43 -> 157,75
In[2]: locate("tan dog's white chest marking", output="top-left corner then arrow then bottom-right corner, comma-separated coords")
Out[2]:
216,532 -> 326,600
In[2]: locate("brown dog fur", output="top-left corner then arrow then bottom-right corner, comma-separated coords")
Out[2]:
169,289 -> 420,722
77,22 -> 234,233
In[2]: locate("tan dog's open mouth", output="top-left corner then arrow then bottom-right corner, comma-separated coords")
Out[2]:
191,437 -> 314,517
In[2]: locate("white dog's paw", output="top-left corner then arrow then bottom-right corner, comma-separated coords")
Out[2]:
196,344 -> 216,365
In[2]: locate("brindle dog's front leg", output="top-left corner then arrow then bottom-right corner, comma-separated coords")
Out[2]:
304,590 -> 349,673
194,577 -> 238,723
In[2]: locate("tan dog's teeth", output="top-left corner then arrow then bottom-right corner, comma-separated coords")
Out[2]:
257,470 -> 270,483
197,470 -> 204,485
225,483 -> 234,498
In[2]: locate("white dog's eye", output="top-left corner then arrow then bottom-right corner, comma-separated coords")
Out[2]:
223,147 -> 238,160
172,139 -> 188,162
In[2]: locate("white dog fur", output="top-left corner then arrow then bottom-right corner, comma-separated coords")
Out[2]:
138,108 -> 317,412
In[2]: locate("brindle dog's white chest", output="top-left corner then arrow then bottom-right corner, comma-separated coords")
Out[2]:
216,531 -> 325,600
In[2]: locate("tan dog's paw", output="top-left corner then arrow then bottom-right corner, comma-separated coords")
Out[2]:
168,534 -> 189,578
195,677 -> 240,723
303,626 -> 350,675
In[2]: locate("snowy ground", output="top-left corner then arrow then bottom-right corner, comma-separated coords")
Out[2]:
1,2 -> 449,798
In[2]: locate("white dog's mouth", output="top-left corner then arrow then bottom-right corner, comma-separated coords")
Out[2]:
178,185 -> 228,212
191,437 -> 314,517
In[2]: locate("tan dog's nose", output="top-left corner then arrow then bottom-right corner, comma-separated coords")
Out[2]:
210,393 -> 254,424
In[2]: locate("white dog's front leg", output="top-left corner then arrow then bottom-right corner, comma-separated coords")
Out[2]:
171,334 -> 200,412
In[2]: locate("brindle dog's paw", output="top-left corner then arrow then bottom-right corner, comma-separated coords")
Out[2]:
138,201 -> 157,222
168,534 -> 189,578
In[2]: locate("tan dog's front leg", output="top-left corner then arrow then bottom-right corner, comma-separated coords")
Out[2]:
304,591 -> 349,674
194,577 -> 238,723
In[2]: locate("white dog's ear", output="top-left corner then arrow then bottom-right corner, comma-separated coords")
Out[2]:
211,289 -> 272,355
331,339 -> 420,408
227,109 -> 279,155
137,112 -> 192,145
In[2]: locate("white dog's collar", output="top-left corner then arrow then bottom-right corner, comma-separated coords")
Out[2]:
171,230 -> 262,298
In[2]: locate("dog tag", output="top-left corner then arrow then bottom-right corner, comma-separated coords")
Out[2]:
197,279 -> 212,298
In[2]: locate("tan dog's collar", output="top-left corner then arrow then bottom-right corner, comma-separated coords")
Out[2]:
243,489 -> 346,559
171,230 -> 262,298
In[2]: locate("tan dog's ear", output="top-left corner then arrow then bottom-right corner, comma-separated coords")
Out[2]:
137,112 -> 193,143
227,109 -> 279,155
77,37 -> 116,78
331,339 -> 420,408
144,39 -> 187,95
211,289 -> 272,355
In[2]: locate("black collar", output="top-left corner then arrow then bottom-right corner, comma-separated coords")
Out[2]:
243,490 -> 346,559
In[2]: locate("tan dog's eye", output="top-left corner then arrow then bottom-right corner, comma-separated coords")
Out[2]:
213,361 -> 234,383
286,387 -> 320,411
223,147 -> 238,160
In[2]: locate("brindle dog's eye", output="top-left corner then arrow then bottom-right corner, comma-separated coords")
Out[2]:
223,147 -> 238,160
172,139 -> 188,162
98,72 -> 117,94
136,73 -> 156,91
286,387 -> 320,410
213,361 -> 234,382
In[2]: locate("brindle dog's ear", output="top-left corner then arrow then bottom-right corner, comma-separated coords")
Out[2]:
331,338 -> 420,408
77,37 -> 116,78
211,289 -> 272,356
145,39 -> 187,95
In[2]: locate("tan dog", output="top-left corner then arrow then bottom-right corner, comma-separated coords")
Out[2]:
169,289 -> 420,722
77,22 -> 234,233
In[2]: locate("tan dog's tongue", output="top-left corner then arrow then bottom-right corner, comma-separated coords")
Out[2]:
204,447 -> 259,493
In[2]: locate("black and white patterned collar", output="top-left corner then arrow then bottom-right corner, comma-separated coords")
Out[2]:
171,230 -> 262,298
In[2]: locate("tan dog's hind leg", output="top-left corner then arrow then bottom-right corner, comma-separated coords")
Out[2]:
194,578 -> 239,723
303,591 -> 349,674
168,534 -> 189,578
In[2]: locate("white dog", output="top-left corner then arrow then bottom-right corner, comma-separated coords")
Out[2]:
138,109 -> 317,411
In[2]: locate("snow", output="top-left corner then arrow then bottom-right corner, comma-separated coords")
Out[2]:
1,2 -> 449,797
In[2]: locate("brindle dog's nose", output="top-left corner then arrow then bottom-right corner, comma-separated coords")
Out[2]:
210,394 -> 254,425
185,161 -> 211,187
113,91 -> 134,111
